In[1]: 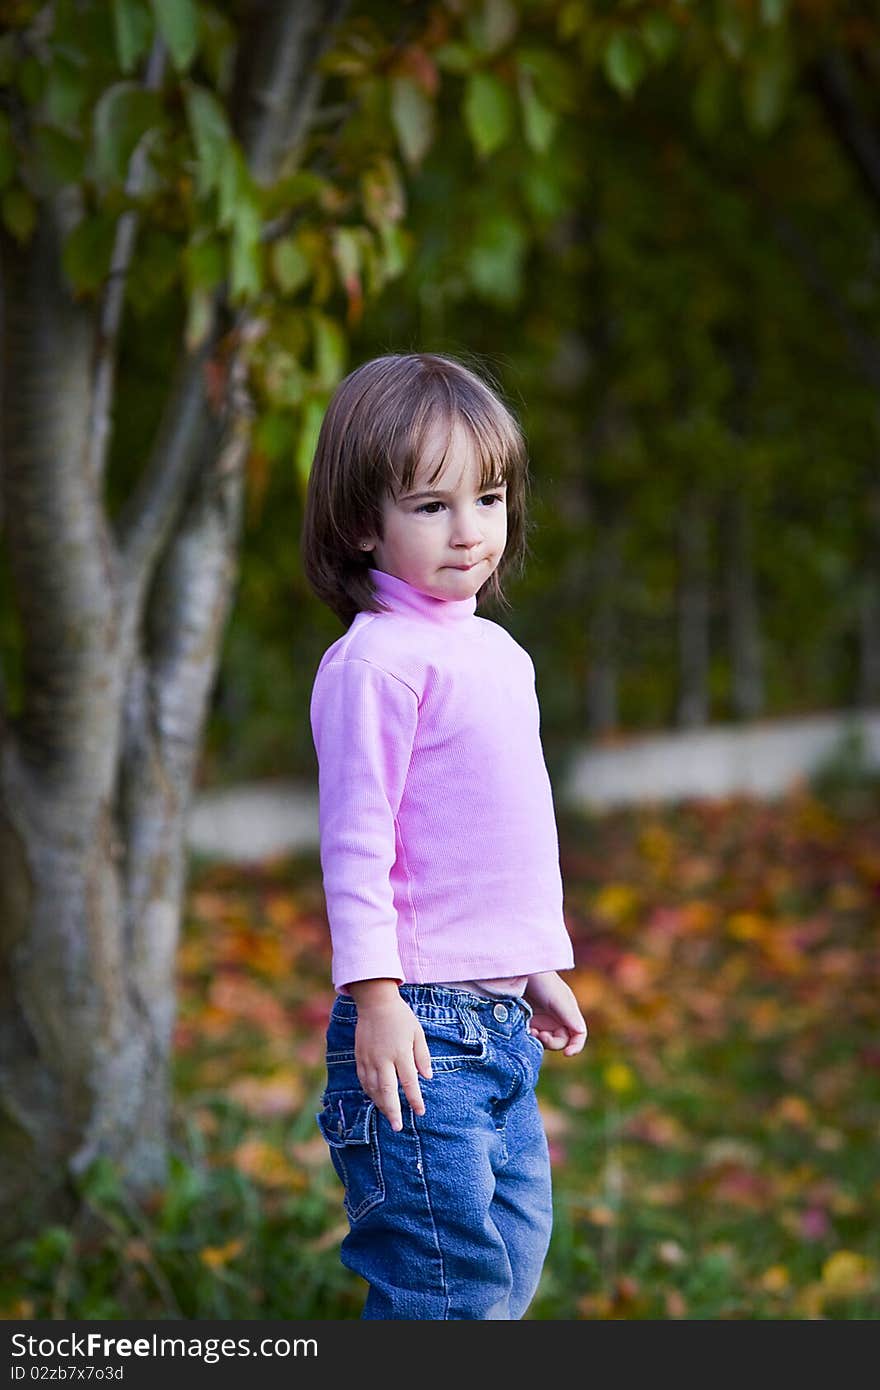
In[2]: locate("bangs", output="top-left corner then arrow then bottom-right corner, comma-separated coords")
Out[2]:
389,370 -> 524,498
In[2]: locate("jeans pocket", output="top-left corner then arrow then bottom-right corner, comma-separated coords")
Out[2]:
417,1011 -> 489,1073
316,1090 -> 385,1222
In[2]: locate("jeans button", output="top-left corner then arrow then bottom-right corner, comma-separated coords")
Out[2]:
493,1003 -> 509,1022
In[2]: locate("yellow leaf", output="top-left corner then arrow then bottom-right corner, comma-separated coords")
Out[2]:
727,911 -> 770,942
773,1094 -> 813,1127
759,1265 -> 790,1292
603,1061 -> 636,1094
200,1238 -> 244,1269
821,1250 -> 874,1296
586,1203 -> 616,1226
682,900 -> 717,932
593,883 -> 639,924
637,823 -> 674,866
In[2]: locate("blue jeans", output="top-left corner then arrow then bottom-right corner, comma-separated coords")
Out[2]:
315,984 -> 553,1320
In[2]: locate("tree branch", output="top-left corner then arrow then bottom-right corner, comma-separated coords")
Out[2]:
88,37 -> 167,492
115,0 -> 351,639
0,197 -> 121,773
232,0 -> 350,179
122,355 -> 252,1009
115,338 -> 218,627
767,209 -> 880,394
807,48 -> 880,216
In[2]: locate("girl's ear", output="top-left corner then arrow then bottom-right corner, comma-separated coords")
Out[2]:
359,539 -> 374,552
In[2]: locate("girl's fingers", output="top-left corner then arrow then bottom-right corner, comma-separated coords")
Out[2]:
413,1034 -> 434,1082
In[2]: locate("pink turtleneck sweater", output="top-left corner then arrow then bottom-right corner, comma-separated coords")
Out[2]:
309,568 -> 574,993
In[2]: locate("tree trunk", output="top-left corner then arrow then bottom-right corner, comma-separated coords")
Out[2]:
857,482 -> 880,706
723,487 -> 764,719
676,489 -> 712,727
0,0 -> 342,1241
586,521 -> 622,737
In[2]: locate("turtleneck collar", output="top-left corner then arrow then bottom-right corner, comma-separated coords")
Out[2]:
369,568 -> 477,624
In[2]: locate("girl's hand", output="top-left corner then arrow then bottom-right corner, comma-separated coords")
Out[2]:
348,979 -> 433,1132
524,971 -> 588,1057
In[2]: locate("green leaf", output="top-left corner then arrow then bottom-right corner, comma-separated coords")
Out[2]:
112,0 -> 153,74
185,288 -> 214,351
270,236 -> 311,296
640,13 -> 680,63
310,310 -> 347,390
126,227 -> 180,314
517,70 -> 557,154
760,0 -> 788,22
61,212 -> 116,291
521,162 -> 567,222
0,113 -> 16,190
262,350 -> 306,408
465,0 -> 518,56
377,222 -> 410,280
198,6 -> 237,92
44,58 -> 88,127
0,36 -> 16,86
516,48 -> 577,113
217,145 -> 249,229
743,45 -> 791,134
717,2 -> 748,60
229,198 -> 263,303
434,42 -> 475,74
603,32 -> 647,98
254,410 -> 296,463
150,0 -> 199,72
1,186 -> 36,243
184,83 -> 231,198
16,55 -> 46,106
692,63 -> 730,140
332,226 -> 361,286
361,156 -> 405,229
184,234 -> 225,292
465,211 -> 527,306
261,169 -> 328,219
32,126 -> 85,188
295,394 -> 330,488
92,83 -> 163,186
463,71 -> 514,158
390,75 -> 434,167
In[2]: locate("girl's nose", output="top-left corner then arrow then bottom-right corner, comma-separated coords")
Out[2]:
451,511 -> 484,546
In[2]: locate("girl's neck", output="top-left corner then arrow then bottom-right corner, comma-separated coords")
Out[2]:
369,568 -> 477,623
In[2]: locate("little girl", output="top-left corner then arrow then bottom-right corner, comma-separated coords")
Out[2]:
301,352 -> 587,1320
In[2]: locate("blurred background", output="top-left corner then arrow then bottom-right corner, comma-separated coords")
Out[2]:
1,0 -> 878,1320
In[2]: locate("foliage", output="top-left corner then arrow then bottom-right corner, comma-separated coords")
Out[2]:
210,0 -> 880,774
2,2 -> 879,760
2,782 -> 878,1320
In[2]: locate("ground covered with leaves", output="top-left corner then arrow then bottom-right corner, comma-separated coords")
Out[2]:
4,783 -> 879,1319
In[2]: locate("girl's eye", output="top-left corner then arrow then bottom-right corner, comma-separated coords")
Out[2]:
414,494 -> 504,515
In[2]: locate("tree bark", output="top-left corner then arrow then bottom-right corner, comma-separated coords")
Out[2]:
723,487 -> 764,719
0,0 -> 341,1240
676,489 -> 712,728
857,481 -> 880,707
586,520 -> 622,737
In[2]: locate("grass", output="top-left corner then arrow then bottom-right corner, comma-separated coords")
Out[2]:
2,777 -> 879,1320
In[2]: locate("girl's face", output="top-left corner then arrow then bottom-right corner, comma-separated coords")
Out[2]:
361,418 -> 507,603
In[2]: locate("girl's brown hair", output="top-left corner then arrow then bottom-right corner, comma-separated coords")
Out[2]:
301,352 -> 532,628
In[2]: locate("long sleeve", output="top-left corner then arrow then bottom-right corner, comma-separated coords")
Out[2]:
310,657 -> 419,990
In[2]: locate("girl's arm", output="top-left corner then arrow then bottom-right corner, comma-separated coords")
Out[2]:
347,979 -> 433,1131
523,971 -> 588,1056
311,659 -> 419,989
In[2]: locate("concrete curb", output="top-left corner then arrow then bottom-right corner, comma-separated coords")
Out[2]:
187,708 -> 880,862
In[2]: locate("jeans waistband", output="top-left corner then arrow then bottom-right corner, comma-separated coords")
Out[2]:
331,983 -> 533,1028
